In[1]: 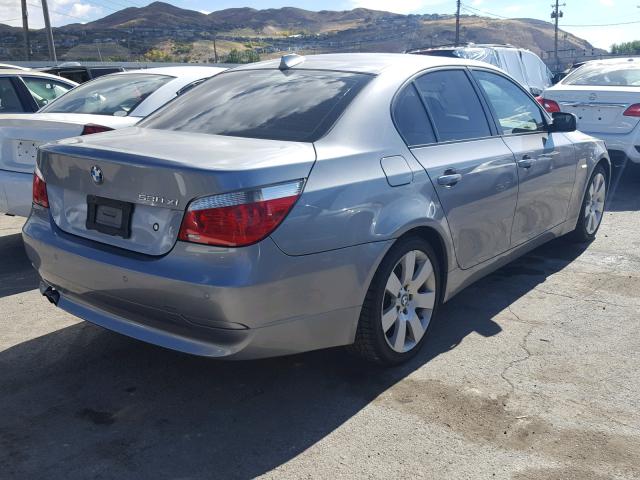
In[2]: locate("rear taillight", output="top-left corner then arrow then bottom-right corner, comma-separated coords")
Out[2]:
178,180 -> 304,247
81,124 -> 114,135
32,168 -> 49,208
623,104 -> 640,117
537,97 -> 561,113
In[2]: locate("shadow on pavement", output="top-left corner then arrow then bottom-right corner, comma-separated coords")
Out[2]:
0,233 -> 39,299
607,160 -> 640,212
0,236 -> 588,479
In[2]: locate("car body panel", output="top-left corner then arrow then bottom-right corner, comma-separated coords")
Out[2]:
411,138 -> 518,269
502,132 -> 577,245
41,129 -> 316,256
24,207 -> 390,358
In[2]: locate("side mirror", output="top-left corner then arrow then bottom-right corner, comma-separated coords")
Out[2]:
550,112 -> 576,133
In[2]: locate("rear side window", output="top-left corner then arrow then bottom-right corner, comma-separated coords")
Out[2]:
40,73 -> 172,116
473,70 -> 545,135
393,83 -> 436,146
89,68 -> 123,78
57,69 -> 90,83
141,69 -> 372,142
414,70 -> 491,142
22,77 -> 73,108
0,78 -> 24,112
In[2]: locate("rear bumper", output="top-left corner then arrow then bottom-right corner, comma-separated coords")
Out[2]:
0,170 -> 32,216
23,209 -> 390,359
581,129 -> 640,163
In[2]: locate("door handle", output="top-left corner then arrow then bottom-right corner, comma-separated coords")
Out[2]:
437,171 -> 462,187
518,155 -> 533,169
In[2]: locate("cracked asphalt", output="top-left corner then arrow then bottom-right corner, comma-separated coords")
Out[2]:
1,163 -> 639,480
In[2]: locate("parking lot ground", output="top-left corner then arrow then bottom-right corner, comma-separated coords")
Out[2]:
1,163 -> 639,480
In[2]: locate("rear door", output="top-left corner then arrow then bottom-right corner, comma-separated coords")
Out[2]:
471,69 -> 577,245
401,68 -> 519,270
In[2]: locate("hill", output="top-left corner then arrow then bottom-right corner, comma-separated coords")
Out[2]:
0,2 -> 603,66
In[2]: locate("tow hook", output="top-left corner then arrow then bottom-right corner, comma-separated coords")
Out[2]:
40,283 -> 60,306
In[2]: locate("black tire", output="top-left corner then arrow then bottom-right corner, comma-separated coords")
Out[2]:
569,163 -> 608,243
349,236 -> 441,366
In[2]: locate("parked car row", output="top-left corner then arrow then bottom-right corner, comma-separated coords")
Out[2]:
4,53 -> 609,366
0,66 -> 226,216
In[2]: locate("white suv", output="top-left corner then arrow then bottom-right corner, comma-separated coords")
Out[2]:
409,44 -> 553,96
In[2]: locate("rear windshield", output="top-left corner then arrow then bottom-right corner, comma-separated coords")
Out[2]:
563,62 -> 640,87
40,73 -> 173,116
140,69 -> 372,142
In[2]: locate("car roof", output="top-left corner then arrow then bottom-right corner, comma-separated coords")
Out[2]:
0,69 -> 78,84
230,52 -> 497,75
114,66 -> 228,77
581,57 -> 640,66
0,63 -> 30,70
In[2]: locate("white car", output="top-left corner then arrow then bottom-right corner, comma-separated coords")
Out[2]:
540,57 -> 640,164
0,66 -> 226,216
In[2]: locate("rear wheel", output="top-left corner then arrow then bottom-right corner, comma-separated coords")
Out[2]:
349,236 -> 441,366
570,164 -> 608,242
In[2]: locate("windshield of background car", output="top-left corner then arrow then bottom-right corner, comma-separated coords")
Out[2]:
140,69 -> 373,142
563,62 -> 640,87
40,73 -> 173,116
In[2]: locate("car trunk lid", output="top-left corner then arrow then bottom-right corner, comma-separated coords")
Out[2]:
544,86 -> 640,134
38,127 -> 316,256
0,113 -> 138,174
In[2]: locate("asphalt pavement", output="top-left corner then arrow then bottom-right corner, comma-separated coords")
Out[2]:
1,163 -> 639,479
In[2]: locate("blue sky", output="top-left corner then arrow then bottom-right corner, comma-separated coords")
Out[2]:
1,0 -> 639,49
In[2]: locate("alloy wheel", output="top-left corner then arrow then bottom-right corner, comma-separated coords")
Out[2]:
381,250 -> 437,353
585,172 -> 606,235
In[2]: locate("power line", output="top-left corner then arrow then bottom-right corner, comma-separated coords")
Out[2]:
460,3 -> 510,19
560,20 -> 640,26
463,1 -> 640,28
27,2 -> 92,22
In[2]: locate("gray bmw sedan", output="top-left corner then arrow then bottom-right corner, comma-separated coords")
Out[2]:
23,53 -> 610,365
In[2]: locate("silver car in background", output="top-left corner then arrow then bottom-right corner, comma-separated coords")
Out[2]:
23,53 -> 610,365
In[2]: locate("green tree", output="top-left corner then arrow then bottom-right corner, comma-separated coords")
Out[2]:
225,49 -> 243,64
225,49 -> 260,64
143,48 -> 173,62
611,41 -> 640,55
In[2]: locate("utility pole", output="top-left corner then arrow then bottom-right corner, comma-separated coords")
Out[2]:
41,0 -> 57,62
551,0 -> 565,71
20,0 -> 30,60
455,0 -> 461,46
213,33 -> 218,63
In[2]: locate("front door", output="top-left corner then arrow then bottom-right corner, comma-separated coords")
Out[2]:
471,69 -> 577,245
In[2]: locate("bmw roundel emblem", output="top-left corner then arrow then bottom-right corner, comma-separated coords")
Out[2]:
90,165 -> 103,185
